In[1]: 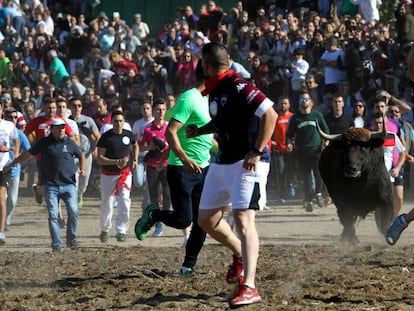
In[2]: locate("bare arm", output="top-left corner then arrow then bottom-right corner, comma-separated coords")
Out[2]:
4,150 -> 33,172
132,141 -> 139,170
11,137 -> 19,159
186,120 -> 216,138
244,107 -> 278,170
78,153 -> 87,176
255,108 -> 278,152
97,147 -> 125,168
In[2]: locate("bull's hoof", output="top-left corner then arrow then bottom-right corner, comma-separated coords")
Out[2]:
340,233 -> 360,246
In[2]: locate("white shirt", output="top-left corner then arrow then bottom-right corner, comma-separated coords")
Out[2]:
320,49 -> 346,84
132,117 -> 154,159
287,58 -> 309,90
132,22 -> 150,40
0,120 -> 18,170
350,0 -> 381,22
383,133 -> 405,182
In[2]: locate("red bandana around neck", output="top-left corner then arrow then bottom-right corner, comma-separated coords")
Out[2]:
202,69 -> 237,96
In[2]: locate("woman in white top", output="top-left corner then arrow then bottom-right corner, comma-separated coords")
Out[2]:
352,100 -> 367,128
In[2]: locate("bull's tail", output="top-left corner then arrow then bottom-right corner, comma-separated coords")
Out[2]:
374,206 -> 393,236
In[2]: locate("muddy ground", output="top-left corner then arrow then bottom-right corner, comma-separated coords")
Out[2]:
2,185 -> 414,310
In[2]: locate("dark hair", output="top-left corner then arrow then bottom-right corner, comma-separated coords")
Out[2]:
299,89 -> 312,99
111,104 -> 123,113
69,96 -> 81,105
202,42 -> 229,68
332,92 -> 344,100
152,98 -> 166,107
278,95 -> 290,103
351,100 -> 366,118
43,96 -> 56,106
111,110 -> 124,120
371,111 -> 383,120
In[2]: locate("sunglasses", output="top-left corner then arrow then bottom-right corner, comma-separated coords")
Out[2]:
389,109 -> 400,114
355,105 -> 364,108
6,115 -> 17,119
299,97 -> 310,103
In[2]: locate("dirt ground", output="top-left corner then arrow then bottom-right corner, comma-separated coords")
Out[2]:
2,184 -> 414,310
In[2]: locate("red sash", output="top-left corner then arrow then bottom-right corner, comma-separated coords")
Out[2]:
101,167 -> 131,195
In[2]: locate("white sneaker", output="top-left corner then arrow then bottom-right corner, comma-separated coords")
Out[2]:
0,231 -> 6,245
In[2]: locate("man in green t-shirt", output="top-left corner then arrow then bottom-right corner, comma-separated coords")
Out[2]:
135,60 -> 213,276
286,89 -> 330,212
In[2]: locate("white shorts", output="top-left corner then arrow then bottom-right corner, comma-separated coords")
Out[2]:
199,160 -> 268,210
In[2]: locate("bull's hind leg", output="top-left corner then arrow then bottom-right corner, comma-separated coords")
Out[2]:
338,211 -> 360,245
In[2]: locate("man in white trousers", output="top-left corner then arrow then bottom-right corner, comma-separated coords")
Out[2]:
96,111 -> 138,243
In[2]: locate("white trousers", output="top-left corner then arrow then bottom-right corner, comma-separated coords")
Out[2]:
99,172 -> 132,234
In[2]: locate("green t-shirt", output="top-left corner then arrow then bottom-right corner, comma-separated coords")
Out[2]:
50,57 -> 69,87
0,57 -> 9,81
165,107 -> 173,121
168,88 -> 212,167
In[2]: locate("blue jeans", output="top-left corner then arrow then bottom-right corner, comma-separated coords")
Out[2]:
6,175 -> 20,226
43,184 -> 78,250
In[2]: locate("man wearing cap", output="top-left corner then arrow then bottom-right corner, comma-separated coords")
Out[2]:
5,118 -> 85,251
132,13 -> 150,42
25,97 -> 75,205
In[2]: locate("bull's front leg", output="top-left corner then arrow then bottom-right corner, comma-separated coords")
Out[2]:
338,209 -> 360,245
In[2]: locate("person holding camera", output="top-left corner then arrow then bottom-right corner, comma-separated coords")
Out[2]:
138,98 -> 171,237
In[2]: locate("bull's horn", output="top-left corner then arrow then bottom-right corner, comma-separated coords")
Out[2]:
370,114 -> 387,139
316,121 -> 342,141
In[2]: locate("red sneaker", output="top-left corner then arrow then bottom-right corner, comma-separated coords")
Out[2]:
226,256 -> 244,283
229,284 -> 262,306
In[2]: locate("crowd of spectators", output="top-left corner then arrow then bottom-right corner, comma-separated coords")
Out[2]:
0,1 -> 410,124
0,1 -> 414,196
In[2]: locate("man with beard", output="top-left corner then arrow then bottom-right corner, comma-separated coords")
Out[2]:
286,90 -> 330,212
186,42 -> 276,307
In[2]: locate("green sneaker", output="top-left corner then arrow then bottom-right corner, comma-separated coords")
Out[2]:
135,204 -> 159,240
179,267 -> 195,277
78,195 -> 83,208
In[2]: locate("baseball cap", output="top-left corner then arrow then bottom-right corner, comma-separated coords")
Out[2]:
50,118 -> 66,126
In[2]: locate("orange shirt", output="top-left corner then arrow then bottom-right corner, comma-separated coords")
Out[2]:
272,112 -> 293,153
